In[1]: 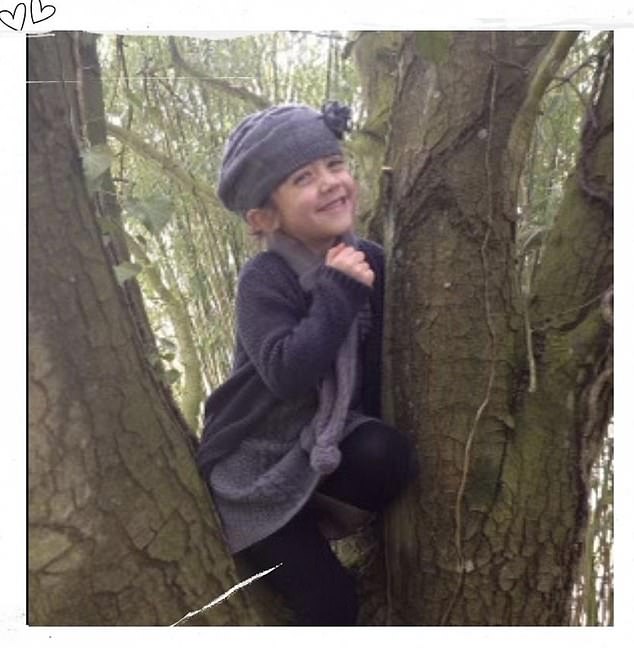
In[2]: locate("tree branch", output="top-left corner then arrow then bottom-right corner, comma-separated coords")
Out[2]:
504,31 -> 580,218
106,121 -> 219,206
531,41 -> 612,325
168,37 -> 272,110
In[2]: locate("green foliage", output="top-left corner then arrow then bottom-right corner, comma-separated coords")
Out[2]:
113,260 -> 142,284
162,368 -> 181,385
81,143 -> 113,193
124,196 -> 173,236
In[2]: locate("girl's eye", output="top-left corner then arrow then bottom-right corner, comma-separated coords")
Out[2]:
328,158 -> 345,169
293,171 -> 311,185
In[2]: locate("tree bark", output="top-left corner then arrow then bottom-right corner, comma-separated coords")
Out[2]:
28,31 -> 258,626
348,31 -> 404,241
375,31 -> 611,625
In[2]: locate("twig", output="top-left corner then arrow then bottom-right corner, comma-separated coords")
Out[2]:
547,55 -> 598,93
168,37 -> 271,110
532,291 -> 607,331
524,296 -> 538,393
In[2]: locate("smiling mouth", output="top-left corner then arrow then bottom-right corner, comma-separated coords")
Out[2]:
317,196 -> 347,211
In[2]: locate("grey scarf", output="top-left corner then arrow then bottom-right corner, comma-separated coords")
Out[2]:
267,230 -> 363,475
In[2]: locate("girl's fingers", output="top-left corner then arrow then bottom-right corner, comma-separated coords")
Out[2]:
339,248 -> 365,264
326,244 -> 355,265
325,246 -> 374,285
326,242 -> 347,262
356,269 -> 375,287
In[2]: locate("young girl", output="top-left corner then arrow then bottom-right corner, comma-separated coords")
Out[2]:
196,102 -> 416,625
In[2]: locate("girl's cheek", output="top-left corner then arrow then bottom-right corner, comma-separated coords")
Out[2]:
350,182 -> 359,204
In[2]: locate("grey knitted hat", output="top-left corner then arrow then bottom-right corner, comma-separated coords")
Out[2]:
218,102 -> 352,214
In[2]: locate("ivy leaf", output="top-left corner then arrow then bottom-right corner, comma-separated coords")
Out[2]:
146,352 -> 161,368
113,261 -> 142,285
81,144 -> 113,192
163,369 -> 181,385
125,196 -> 173,236
157,336 -> 177,351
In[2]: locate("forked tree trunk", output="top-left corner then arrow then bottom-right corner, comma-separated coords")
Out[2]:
28,31 -> 258,626
376,31 -> 612,625
28,30 -> 612,626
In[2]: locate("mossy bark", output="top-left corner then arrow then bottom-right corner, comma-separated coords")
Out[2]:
347,31 -> 404,241
367,31 -> 611,625
28,32 -> 259,626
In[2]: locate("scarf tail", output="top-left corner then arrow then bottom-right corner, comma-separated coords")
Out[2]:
266,230 -> 363,476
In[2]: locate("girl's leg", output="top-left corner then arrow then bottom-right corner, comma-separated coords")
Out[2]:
318,420 -> 417,512
237,421 -> 415,625
237,506 -> 358,625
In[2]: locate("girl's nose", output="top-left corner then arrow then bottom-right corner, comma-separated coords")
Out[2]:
318,167 -> 339,193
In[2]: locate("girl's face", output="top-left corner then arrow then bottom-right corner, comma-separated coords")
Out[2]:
269,154 -> 358,255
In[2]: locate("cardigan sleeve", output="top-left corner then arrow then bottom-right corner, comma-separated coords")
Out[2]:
235,253 -> 372,399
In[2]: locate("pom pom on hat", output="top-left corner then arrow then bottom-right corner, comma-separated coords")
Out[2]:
321,101 -> 352,139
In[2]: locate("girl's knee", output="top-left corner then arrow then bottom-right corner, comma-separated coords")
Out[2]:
352,422 -> 415,476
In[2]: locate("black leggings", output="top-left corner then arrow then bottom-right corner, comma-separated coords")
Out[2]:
237,420 -> 417,625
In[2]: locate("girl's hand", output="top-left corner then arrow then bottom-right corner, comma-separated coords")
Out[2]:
325,243 -> 375,287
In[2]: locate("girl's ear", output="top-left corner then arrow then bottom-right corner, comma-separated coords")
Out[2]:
245,207 -> 279,234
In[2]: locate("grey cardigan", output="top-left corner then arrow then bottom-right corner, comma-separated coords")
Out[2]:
196,238 -> 385,553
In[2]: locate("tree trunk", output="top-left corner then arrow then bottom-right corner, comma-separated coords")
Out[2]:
28,31 -> 259,626
376,32 -> 612,625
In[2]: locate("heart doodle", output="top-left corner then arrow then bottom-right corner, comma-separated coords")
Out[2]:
0,3 -> 26,31
30,0 -> 55,24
